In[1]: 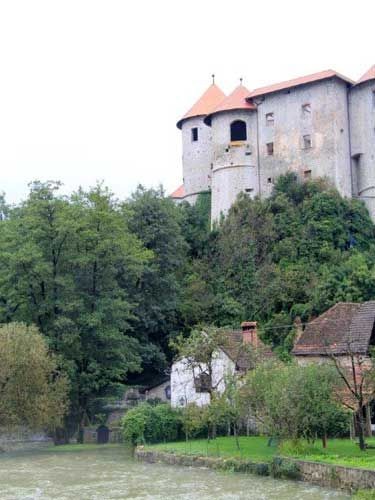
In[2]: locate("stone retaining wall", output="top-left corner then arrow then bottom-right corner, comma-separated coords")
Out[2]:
135,447 -> 375,492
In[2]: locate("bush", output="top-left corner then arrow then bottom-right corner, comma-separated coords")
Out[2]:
121,403 -> 181,445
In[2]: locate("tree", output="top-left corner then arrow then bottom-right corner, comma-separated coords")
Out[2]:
126,186 -> 188,365
0,182 -> 152,437
0,322 -> 69,431
241,360 -> 348,447
327,343 -> 375,450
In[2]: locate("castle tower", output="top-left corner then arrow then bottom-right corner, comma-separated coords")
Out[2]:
349,65 -> 375,219
204,84 -> 258,222
176,81 -> 226,203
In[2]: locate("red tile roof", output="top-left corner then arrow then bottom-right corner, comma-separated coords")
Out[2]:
177,84 -> 226,129
248,69 -> 354,100
292,301 -> 375,356
170,184 -> 186,199
204,85 -> 256,125
357,65 -> 375,85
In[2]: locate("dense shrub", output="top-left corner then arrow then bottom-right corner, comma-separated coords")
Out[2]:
121,403 -> 181,445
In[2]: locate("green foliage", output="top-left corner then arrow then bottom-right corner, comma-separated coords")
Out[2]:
181,174 -> 375,353
241,360 -> 348,444
121,403 -> 181,445
270,456 -> 301,480
0,322 -> 69,429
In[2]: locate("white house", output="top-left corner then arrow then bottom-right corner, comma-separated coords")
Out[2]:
171,322 -> 272,408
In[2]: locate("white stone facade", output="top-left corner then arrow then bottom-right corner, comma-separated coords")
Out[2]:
170,349 -> 235,408
177,74 -> 375,223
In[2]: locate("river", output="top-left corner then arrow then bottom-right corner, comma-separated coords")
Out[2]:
0,445 -> 349,499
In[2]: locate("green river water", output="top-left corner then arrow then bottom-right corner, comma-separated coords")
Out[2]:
0,445 -> 350,499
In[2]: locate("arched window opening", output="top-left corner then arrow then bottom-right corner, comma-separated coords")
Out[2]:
230,120 -> 247,141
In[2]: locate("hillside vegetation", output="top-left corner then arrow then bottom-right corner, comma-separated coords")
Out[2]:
0,174 -> 374,433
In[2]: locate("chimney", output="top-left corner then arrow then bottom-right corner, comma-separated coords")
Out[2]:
241,321 -> 258,347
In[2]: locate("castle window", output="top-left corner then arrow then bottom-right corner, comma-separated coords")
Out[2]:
304,169 -> 312,179
230,120 -> 247,141
266,142 -> 274,156
191,127 -> 198,142
267,177 -> 273,184
302,103 -> 311,115
266,113 -> 274,126
303,134 -> 312,149
245,188 -> 253,193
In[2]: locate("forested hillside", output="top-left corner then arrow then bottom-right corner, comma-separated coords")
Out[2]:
0,174 -> 374,432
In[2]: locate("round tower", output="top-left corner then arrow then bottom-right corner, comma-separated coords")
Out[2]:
176,81 -> 226,203
350,65 -> 375,221
204,84 -> 258,223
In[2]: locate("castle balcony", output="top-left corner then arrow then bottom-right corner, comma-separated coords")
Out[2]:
212,141 -> 254,172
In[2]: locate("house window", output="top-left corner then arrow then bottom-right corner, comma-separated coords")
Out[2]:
302,103 -> 311,115
194,373 -> 211,393
304,169 -> 312,179
303,134 -> 312,149
230,120 -> 247,141
266,112 -> 274,126
191,127 -> 198,142
266,142 -> 274,156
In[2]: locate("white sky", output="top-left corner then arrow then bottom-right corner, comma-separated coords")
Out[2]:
0,0 -> 374,203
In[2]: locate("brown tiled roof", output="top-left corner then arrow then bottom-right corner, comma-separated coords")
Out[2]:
204,85 -> 256,125
221,330 -> 273,370
292,301 -> 375,356
176,83 -> 226,129
247,69 -> 354,100
170,184 -> 186,199
357,65 -> 375,85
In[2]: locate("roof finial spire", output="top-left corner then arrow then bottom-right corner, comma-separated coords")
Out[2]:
212,74 -> 215,85
240,77 -> 243,86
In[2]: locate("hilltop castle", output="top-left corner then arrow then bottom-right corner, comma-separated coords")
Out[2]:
171,66 -> 375,222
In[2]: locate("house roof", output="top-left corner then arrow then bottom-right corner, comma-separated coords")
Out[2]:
357,65 -> 375,85
247,69 -> 354,100
221,329 -> 273,370
204,85 -> 256,125
170,184 -> 186,199
176,83 -> 226,129
292,301 -> 375,356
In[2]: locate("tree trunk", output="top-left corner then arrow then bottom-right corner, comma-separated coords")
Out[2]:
356,410 -> 367,451
322,432 -> 327,449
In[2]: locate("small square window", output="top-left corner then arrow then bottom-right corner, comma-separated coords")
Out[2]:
267,177 -> 273,184
266,113 -> 274,126
266,142 -> 274,156
191,128 -> 198,142
303,135 -> 312,149
302,103 -> 311,115
304,169 -> 312,179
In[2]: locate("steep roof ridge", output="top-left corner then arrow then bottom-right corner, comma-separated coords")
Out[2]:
247,69 -> 354,100
204,84 -> 256,125
356,65 -> 375,85
177,83 -> 226,129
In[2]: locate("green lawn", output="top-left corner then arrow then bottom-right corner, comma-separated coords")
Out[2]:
146,436 -> 375,469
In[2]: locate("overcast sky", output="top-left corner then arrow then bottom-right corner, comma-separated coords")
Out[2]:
0,0 -> 374,203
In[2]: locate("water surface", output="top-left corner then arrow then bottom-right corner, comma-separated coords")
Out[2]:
0,445 -> 349,499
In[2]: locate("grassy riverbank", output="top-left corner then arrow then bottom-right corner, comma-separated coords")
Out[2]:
146,436 -> 375,469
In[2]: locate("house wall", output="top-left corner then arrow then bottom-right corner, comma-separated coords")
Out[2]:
349,80 -> 375,219
170,349 -> 235,408
145,381 -> 171,402
210,109 -> 258,222
181,116 -> 213,198
256,78 -> 352,199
